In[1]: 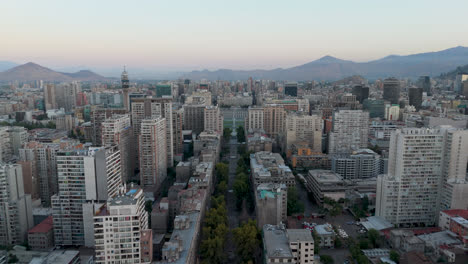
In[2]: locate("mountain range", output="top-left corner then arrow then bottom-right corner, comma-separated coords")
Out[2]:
0,62 -> 108,82
182,46 -> 468,81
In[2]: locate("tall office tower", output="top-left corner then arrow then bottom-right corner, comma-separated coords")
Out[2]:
263,105 -> 287,139
383,77 -> 401,104
454,73 -> 468,93
0,127 -> 12,162
43,84 -> 57,110
246,107 -> 265,132
172,108 -> 184,156
352,85 -> 369,104
328,110 -> 369,155
94,186 -> 152,264
255,183 -> 287,229
284,82 -> 298,97
418,76 -> 431,95
90,108 -> 127,146
247,77 -> 253,93
131,97 -> 174,167
155,84 -> 172,98
102,114 -> 135,182
284,113 -> 322,153
376,127 -> 468,227
0,163 -> 34,246
56,82 -> 80,112
139,118 -> 167,191
121,67 -> 130,111
408,87 -> 423,111
204,105 -> 223,133
52,145 -> 121,247
331,149 -> 381,179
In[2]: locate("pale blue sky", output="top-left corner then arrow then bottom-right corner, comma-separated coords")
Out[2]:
1,0 -> 468,71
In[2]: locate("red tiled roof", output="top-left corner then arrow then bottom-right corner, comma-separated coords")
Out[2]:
442,209 -> 468,219
28,216 -> 53,234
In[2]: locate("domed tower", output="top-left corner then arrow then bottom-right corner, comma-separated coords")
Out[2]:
121,66 -> 130,111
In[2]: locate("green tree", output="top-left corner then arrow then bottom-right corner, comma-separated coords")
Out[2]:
320,255 -> 334,264
359,239 -> 369,249
367,229 -> 380,248
233,220 -> 260,263
287,187 -> 304,216
362,195 -> 369,212
312,231 -> 320,254
217,181 -> 228,195
236,126 -> 246,142
329,204 -> 343,217
334,237 -> 342,248
223,128 -> 232,140
389,250 -> 400,263
215,163 -> 229,183
234,176 -> 249,210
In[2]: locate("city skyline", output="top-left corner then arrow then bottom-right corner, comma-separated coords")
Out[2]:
2,0 -> 468,71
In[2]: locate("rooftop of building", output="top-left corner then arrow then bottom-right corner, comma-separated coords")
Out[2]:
29,250 -> 80,264
315,223 -> 335,236
157,211 -> 200,264
286,229 -> 314,243
417,230 -> 461,248
28,216 -> 53,234
308,170 -> 343,183
361,216 -> 393,231
441,209 -> 468,220
257,183 -> 287,199
263,225 -> 293,259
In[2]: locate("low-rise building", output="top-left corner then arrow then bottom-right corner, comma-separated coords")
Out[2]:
28,216 -> 54,251
262,225 -> 314,264
247,132 -> 273,152
314,223 -> 335,248
304,170 -> 347,205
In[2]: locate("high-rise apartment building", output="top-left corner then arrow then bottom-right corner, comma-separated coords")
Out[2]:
94,186 -> 152,264
102,114 -> 135,182
246,107 -> 264,132
284,113 -> 322,153
408,87 -> 423,111
56,82 -> 80,112
183,104 -> 205,134
383,77 -> 401,104
91,108 -> 127,146
263,105 -> 287,139
43,84 -> 57,110
52,145 -> 122,247
0,127 -> 12,162
139,118 -> 167,191
376,127 -> 468,227
19,140 -> 81,206
172,108 -> 184,156
328,110 -> 369,154
255,183 -> 287,229
0,163 -> 34,246
204,105 -> 223,133
131,97 -> 174,167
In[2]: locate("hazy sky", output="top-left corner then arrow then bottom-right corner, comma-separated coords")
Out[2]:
2,0 -> 468,71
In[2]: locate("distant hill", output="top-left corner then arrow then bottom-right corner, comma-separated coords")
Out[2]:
439,64 -> 468,79
0,62 -> 108,82
332,75 -> 366,86
0,61 -> 19,72
183,46 -> 468,81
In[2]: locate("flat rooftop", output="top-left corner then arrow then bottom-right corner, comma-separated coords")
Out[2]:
263,225 -> 293,259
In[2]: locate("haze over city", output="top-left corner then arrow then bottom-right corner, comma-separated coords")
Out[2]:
2,0 -> 468,74
1,1 -> 468,264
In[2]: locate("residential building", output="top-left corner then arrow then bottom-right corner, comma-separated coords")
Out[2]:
28,216 -> 54,251
139,118 -> 167,191
0,163 -> 34,246
376,127 -> 468,227
94,186 -> 152,264
314,224 -> 335,248
131,97 -> 174,167
102,114 -> 135,182
250,152 -> 295,188
328,110 -> 369,154
203,105 -> 223,133
262,225 -> 314,264
331,149 -> 381,179
43,84 -> 57,110
284,113 -> 322,153
90,108 -> 127,146
255,183 -> 287,229
52,145 -> 121,247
